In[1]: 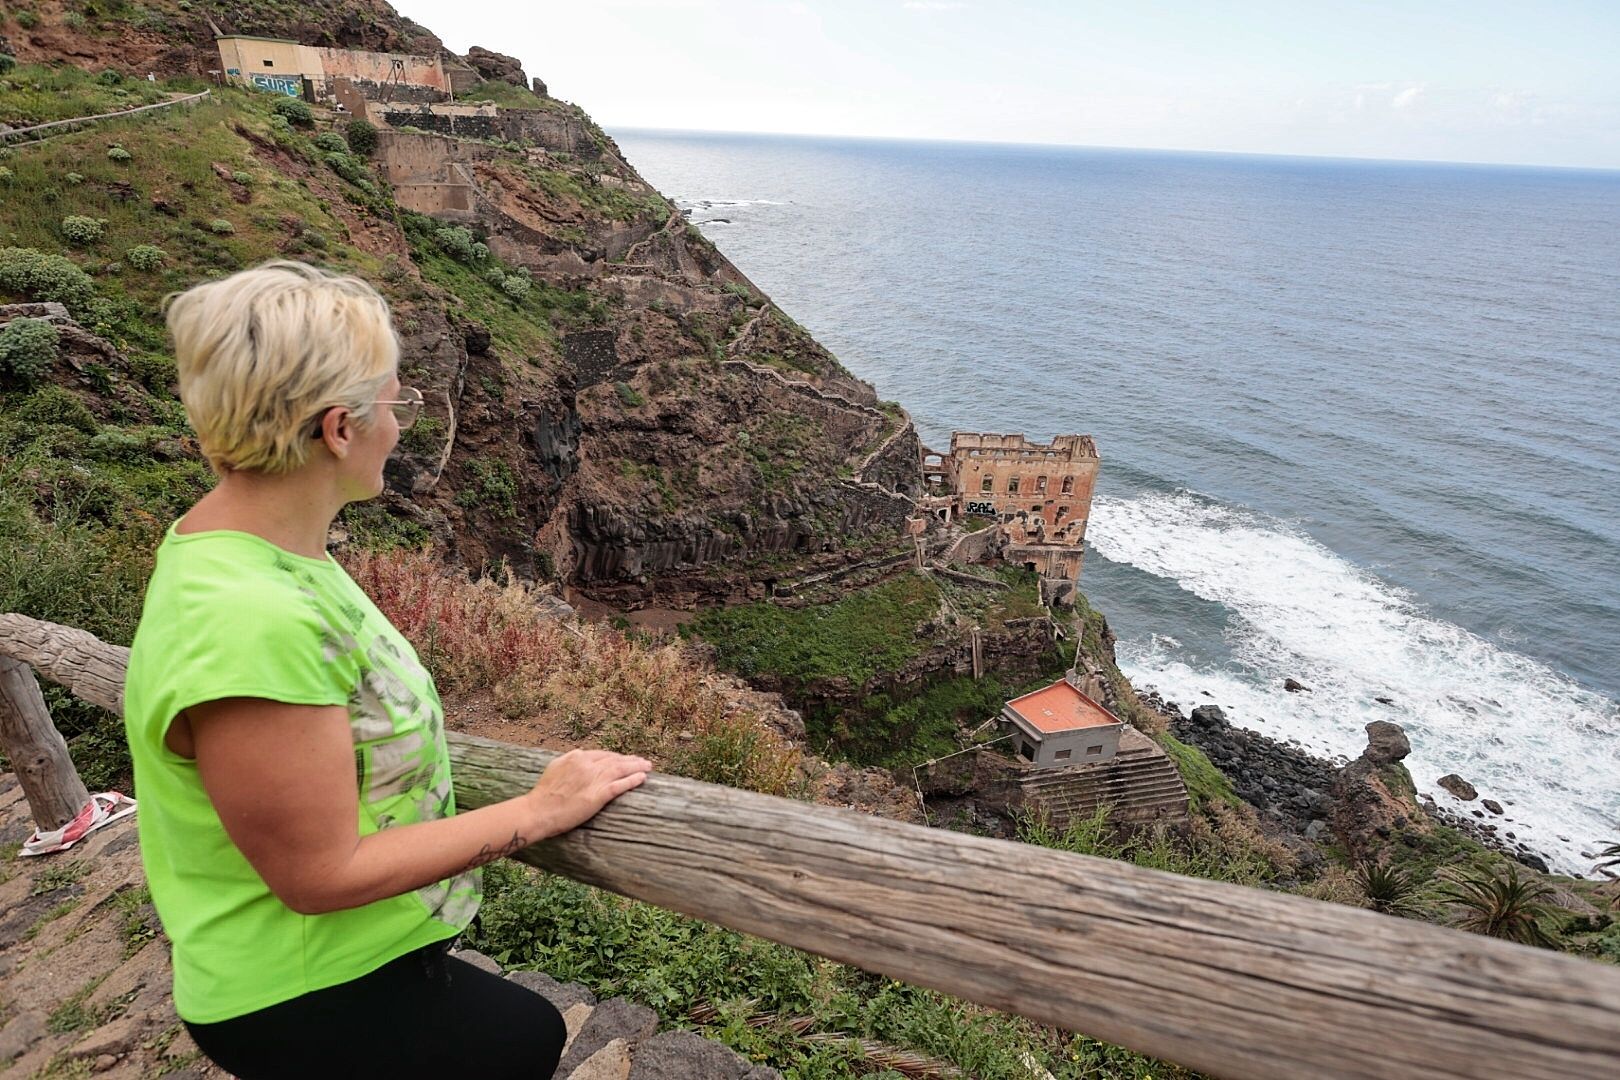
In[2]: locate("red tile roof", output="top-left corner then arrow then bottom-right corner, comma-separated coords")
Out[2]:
1005,680 -> 1121,734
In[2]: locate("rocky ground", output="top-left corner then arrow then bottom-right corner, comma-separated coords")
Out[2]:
0,775 -> 782,1079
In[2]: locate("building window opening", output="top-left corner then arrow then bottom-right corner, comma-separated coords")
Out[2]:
1055,748 -> 1072,761
1008,477 -> 1020,494
981,476 -> 993,493
263,59 -> 275,67
1061,476 -> 1074,495
1056,506 -> 1068,520
1036,475 -> 1048,493
1086,744 -> 1103,757
1018,741 -> 1035,761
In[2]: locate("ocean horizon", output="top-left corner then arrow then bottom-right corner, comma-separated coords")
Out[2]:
612,128 -> 1620,874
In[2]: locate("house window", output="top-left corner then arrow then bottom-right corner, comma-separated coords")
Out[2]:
1008,477 -> 1020,494
263,59 -> 275,67
981,476 -> 993,493
1056,506 -> 1068,520
1035,476 -> 1048,493
1086,744 -> 1103,757
1018,741 -> 1035,761
1061,476 -> 1074,495
1054,749 -> 1072,760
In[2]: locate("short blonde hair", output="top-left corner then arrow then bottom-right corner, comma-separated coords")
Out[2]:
165,261 -> 400,474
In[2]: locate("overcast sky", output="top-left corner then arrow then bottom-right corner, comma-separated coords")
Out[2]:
395,0 -> 1620,169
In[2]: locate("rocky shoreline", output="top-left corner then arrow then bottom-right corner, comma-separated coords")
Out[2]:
1142,691 -> 1561,875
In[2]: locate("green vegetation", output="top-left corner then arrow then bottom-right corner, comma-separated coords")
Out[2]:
1439,862 -> 1561,947
613,380 -> 645,407
31,858 -> 89,896
1019,804 -> 1289,889
811,670 -> 1053,768
0,316 -> 59,384
455,458 -> 520,518
271,96 -> 313,127
471,860 -> 1190,1080
689,573 -> 941,688
59,215 -> 104,246
344,117 -> 378,156
0,63 -> 170,126
515,160 -> 671,223
1159,733 -> 1239,810
1356,860 -> 1428,918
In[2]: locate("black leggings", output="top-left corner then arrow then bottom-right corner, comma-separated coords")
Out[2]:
184,943 -> 566,1079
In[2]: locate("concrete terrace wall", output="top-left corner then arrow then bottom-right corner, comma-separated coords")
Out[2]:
315,45 -> 449,93
375,105 -> 600,157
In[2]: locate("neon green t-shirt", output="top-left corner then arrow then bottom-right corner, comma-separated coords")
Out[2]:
123,523 -> 481,1023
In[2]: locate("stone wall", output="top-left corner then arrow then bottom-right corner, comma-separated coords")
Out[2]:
375,105 -> 598,157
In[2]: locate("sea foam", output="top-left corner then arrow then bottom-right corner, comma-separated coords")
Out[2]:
1087,490 -> 1620,874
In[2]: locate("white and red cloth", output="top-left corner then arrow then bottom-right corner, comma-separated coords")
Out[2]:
18,792 -> 137,857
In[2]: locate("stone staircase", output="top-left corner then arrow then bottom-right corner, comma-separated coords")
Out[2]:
1017,728 -> 1189,829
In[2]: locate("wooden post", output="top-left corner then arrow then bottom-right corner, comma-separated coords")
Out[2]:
0,655 -> 92,831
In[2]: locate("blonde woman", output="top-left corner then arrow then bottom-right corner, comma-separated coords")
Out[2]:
123,261 -> 649,1078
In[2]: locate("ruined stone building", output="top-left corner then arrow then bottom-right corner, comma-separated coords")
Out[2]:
214,35 -> 460,102
920,432 -> 1099,585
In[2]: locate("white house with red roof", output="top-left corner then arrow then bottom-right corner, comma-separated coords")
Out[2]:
1001,672 -> 1125,768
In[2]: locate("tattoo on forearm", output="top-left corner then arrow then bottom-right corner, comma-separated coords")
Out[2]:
459,830 -> 528,873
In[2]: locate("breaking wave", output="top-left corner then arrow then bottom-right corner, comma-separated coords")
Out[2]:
1087,490 -> 1620,874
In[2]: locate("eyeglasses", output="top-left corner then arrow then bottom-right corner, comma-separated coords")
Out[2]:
309,386 -> 425,438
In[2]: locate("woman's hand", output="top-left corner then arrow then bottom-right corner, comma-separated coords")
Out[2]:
525,749 -> 652,835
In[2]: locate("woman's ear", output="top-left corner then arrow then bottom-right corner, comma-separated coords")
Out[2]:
316,407 -> 354,459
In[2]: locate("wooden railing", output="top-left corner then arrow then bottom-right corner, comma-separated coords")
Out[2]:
3,612 -> 1618,1080
0,90 -> 212,146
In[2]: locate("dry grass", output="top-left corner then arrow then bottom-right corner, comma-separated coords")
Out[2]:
344,548 -> 805,797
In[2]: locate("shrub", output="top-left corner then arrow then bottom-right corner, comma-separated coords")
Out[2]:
433,226 -> 485,264
267,113 -> 291,133
312,131 -> 348,153
1356,859 -> 1427,918
96,69 -> 123,86
124,245 -> 168,271
65,172 -> 84,185
0,167 -> 11,185
343,118 -> 377,156
60,215 -> 105,246
0,247 -> 97,313
0,55 -> 13,76
1439,863 -> 1560,947
231,170 -> 252,185
15,385 -> 98,434
106,145 -> 131,162
207,218 -> 235,235
613,381 -> 644,407
499,269 -> 531,301
0,318 -> 60,384
322,151 -> 379,196
271,97 -> 313,127
13,13 -> 35,30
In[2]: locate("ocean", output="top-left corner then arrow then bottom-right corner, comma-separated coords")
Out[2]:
611,129 -> 1620,873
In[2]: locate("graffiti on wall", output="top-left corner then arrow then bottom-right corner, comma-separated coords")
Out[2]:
250,74 -> 303,97
964,500 -> 998,516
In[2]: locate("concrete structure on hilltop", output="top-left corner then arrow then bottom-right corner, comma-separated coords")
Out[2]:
1001,673 -> 1123,768
215,34 -> 453,102
919,432 -> 1099,591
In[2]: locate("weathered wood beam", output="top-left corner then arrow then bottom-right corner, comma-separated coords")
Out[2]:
450,735 -> 1620,1080
0,654 -> 92,830
0,614 -> 129,716
5,613 -> 1620,1079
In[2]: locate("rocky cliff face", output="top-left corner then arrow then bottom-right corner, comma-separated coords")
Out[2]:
2,1 -> 922,606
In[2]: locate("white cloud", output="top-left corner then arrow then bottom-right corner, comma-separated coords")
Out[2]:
1392,85 -> 1424,111
903,2 -> 967,10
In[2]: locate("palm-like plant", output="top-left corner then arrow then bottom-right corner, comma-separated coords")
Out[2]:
1596,841 -> 1620,872
1355,859 -> 1426,918
1438,862 -> 1560,947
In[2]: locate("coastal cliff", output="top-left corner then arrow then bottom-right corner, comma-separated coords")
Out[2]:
2,3 -> 1617,1077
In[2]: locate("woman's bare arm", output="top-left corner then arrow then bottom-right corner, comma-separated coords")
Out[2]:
186,697 -> 649,915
